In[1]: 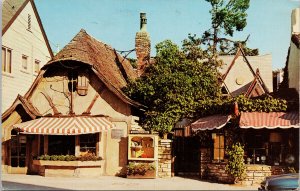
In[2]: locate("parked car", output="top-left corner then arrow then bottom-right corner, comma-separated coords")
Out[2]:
258,173 -> 299,191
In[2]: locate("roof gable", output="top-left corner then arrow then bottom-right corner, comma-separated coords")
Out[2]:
2,94 -> 41,121
245,69 -> 268,98
219,46 -> 270,97
2,0 -> 53,57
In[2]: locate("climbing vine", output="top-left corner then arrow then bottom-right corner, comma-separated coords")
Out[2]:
225,143 -> 246,182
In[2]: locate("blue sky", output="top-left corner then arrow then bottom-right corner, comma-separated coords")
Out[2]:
35,0 -> 299,70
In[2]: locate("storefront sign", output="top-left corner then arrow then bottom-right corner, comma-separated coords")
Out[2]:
111,129 -> 124,139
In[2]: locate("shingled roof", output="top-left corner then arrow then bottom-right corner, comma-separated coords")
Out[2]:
43,29 -> 142,108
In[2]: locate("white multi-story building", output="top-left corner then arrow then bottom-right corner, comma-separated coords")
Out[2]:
288,8 -> 300,94
2,0 -> 53,112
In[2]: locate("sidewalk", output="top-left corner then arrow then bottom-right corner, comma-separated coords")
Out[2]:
1,174 -> 259,190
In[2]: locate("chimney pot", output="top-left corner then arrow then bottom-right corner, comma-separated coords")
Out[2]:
140,13 -> 147,31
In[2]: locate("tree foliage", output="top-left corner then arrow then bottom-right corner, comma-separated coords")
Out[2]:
202,0 -> 252,58
123,40 -> 220,134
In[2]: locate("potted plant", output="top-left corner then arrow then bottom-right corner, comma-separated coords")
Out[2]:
127,162 -> 156,179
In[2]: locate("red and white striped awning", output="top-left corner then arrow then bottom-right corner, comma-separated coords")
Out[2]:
240,112 -> 300,129
13,116 -> 113,135
191,115 -> 231,131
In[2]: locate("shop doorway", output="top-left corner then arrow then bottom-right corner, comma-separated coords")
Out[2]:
173,128 -> 200,176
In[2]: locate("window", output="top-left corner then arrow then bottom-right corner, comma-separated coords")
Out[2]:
213,133 -> 225,161
34,60 -> 40,73
48,135 -> 75,155
80,134 -> 97,155
2,47 -> 12,73
27,14 -> 31,31
22,55 -> 28,70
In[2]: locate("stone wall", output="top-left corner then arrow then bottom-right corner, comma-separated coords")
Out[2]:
200,148 -> 211,178
204,162 -> 234,183
242,165 -> 272,186
158,139 -> 172,178
199,148 -> 273,185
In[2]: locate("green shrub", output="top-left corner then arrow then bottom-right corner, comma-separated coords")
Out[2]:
78,153 -> 102,161
225,143 -> 246,183
44,155 -> 51,160
36,154 -> 101,161
58,155 -> 66,161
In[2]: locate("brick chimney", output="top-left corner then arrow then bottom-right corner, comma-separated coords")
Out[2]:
135,13 -> 151,77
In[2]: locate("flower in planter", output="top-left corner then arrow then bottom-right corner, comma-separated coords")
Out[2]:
127,162 -> 155,176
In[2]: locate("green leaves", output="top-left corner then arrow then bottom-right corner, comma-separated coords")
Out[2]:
225,142 -> 246,181
123,40 -> 220,135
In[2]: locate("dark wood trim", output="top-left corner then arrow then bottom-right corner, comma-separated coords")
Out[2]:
2,0 -> 30,35
40,92 -> 61,116
222,47 -> 242,81
83,94 -> 100,115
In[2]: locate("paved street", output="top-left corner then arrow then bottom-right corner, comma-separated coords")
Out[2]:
1,174 -> 259,190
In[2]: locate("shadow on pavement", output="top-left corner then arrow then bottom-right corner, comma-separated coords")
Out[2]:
2,181 -> 71,190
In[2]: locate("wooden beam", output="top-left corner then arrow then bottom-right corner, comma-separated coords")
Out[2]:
83,82 -> 106,115
40,92 -> 61,116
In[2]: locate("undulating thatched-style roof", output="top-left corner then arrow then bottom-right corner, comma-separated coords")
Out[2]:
42,29 -> 143,108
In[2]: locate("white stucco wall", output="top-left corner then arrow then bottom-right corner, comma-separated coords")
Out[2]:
1,1 -> 51,112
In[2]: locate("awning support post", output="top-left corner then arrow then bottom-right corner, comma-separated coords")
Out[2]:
75,135 -> 80,157
44,135 -> 48,155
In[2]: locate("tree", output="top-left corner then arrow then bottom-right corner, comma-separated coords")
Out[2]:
123,40 -> 220,135
202,0 -> 250,60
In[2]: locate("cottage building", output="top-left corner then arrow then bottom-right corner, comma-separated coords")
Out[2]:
2,0 -> 53,112
1,29 -> 145,176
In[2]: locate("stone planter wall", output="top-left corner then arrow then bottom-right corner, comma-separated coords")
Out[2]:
158,139 -> 172,178
271,166 -> 292,175
33,160 -> 104,177
241,165 -> 272,186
